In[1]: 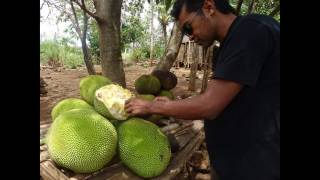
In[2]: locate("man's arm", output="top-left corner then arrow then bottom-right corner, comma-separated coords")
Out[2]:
126,79 -> 243,120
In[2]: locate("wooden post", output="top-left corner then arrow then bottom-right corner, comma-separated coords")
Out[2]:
201,42 -> 217,93
186,41 -> 192,69
188,43 -> 198,91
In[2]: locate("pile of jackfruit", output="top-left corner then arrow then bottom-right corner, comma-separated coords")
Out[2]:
44,70 -> 178,178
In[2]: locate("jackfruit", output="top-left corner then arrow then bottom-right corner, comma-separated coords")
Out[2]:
46,108 -> 117,173
93,84 -> 134,120
118,118 -> 171,178
158,90 -> 175,100
51,98 -> 94,120
134,75 -> 161,95
80,75 -> 112,105
151,70 -> 177,90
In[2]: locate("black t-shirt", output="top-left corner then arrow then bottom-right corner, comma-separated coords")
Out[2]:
204,14 -> 280,180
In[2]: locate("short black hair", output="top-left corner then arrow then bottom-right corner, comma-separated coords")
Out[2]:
171,0 -> 235,20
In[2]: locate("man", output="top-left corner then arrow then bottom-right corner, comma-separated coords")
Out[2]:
125,0 -> 280,179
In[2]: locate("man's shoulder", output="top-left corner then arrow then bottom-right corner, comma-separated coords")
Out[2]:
239,14 -> 280,30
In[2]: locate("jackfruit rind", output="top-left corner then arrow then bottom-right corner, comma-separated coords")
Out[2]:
51,98 -> 94,120
118,118 -> 171,178
93,84 -> 134,120
46,108 -> 117,173
80,75 -> 112,105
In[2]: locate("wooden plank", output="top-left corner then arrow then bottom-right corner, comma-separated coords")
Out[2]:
160,123 -> 179,133
40,160 -> 70,180
41,120 -> 52,125
40,122 -> 52,138
40,151 -> 50,163
150,131 -> 205,180
84,162 -> 142,180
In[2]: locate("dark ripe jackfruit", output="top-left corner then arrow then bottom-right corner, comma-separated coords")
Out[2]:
151,70 -> 177,90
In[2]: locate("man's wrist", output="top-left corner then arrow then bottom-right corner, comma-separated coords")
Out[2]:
149,101 -> 164,115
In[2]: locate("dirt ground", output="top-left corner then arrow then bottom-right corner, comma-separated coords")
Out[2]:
40,63 -> 211,180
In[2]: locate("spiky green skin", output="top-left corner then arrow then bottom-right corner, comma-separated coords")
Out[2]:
46,109 -> 117,173
158,90 -> 175,100
79,75 -> 112,105
118,118 -> 171,178
134,75 -> 161,95
151,70 -> 177,90
51,98 -> 94,120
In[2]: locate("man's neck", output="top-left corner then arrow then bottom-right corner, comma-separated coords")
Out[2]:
216,13 -> 237,42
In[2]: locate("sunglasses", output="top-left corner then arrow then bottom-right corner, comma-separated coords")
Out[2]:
181,10 -> 200,37
182,23 -> 193,36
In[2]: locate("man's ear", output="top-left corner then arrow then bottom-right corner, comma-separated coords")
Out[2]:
202,0 -> 215,16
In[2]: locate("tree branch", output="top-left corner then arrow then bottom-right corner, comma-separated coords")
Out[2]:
246,0 -> 256,15
269,4 -> 280,17
70,0 -> 83,38
235,0 -> 244,15
71,0 -> 100,21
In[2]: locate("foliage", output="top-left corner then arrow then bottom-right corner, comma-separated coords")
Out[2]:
40,39 -> 84,69
230,0 -> 280,22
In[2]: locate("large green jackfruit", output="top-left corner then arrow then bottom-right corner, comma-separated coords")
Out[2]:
51,98 -> 94,120
46,109 -> 117,173
118,118 -> 171,178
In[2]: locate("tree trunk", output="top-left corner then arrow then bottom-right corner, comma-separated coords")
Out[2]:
150,0 -> 154,66
81,13 -> 95,75
247,0 -> 256,15
162,22 -> 167,46
269,4 -> 280,17
235,0 -> 244,15
94,0 -> 126,87
153,23 -> 183,71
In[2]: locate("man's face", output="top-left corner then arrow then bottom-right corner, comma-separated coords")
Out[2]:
178,6 -> 216,47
